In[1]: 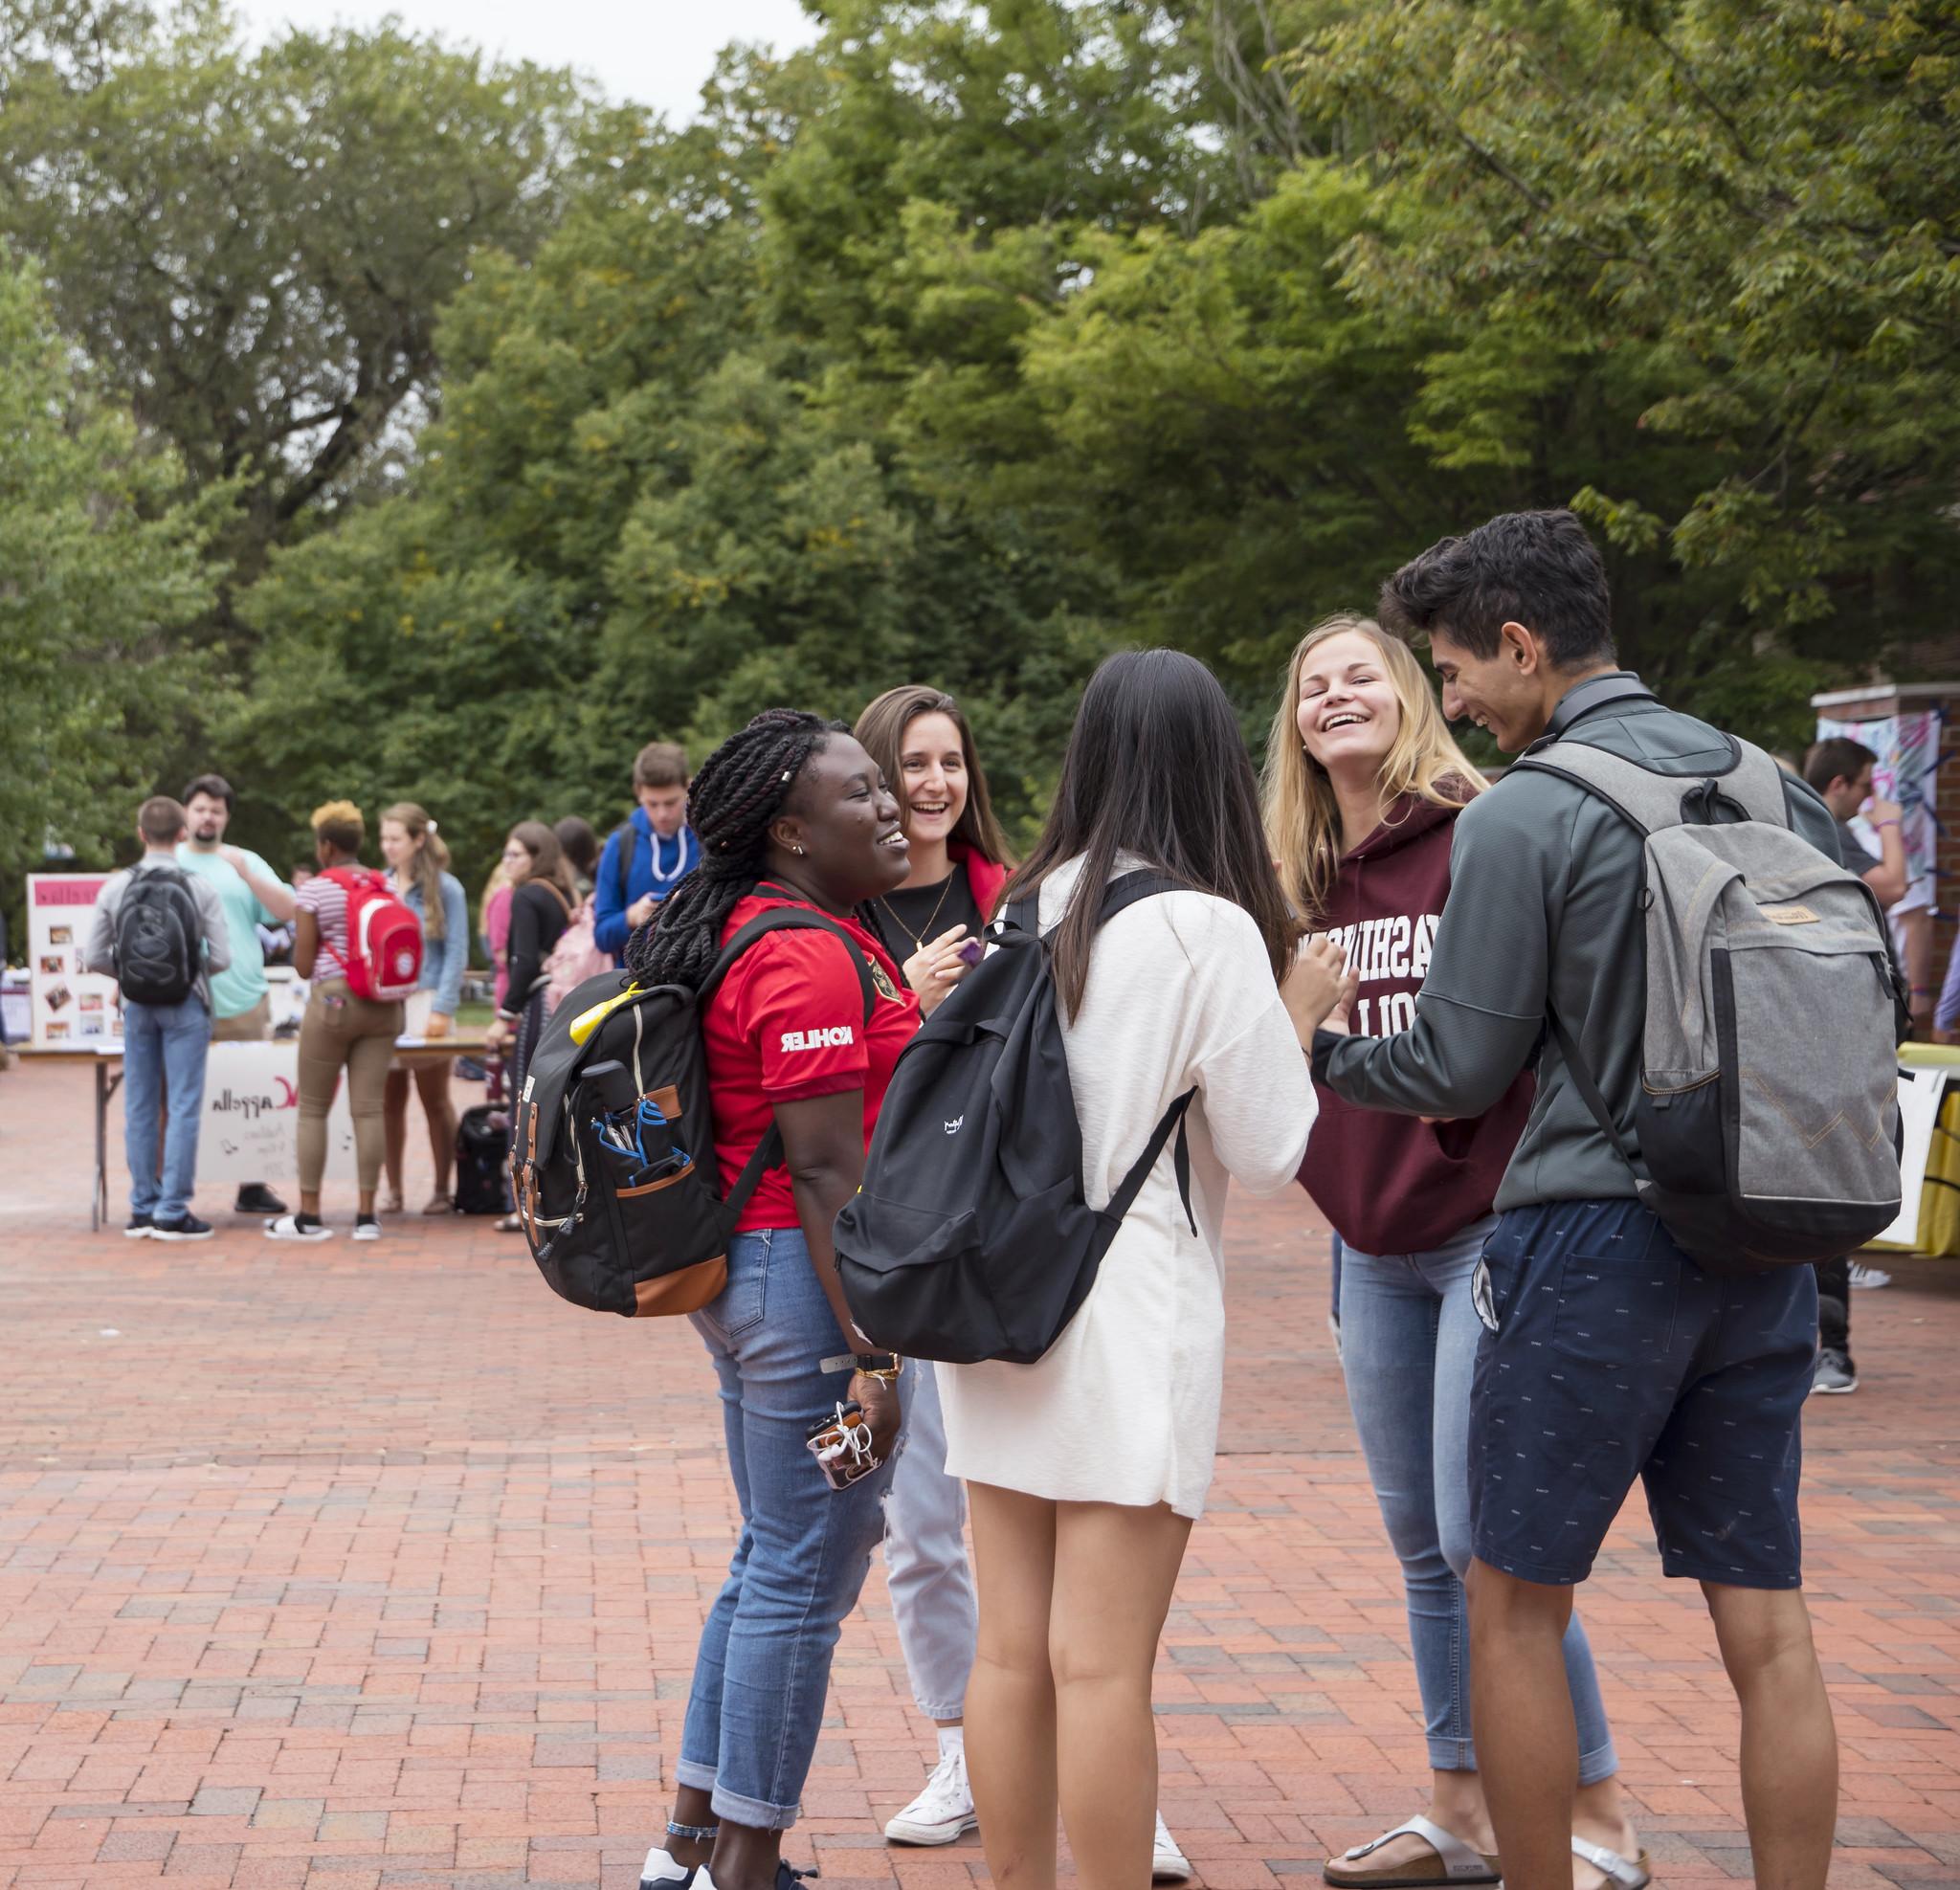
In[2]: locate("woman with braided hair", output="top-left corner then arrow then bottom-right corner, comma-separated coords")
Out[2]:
635,709 -> 933,1890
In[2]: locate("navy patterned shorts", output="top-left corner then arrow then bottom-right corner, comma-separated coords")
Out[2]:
1468,1198 -> 1816,1589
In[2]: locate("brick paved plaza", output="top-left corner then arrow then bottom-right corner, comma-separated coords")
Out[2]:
2,1058 -> 1957,1889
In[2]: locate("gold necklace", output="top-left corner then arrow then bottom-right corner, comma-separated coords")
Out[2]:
877,872 -> 956,956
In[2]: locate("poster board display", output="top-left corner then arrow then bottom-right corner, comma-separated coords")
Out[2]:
192,1040 -> 356,1184
26,873 -> 122,1049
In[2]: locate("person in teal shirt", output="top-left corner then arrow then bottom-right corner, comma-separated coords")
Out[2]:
180,772 -> 298,1218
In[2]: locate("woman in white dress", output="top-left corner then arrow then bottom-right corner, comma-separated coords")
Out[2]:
938,649 -> 1352,1890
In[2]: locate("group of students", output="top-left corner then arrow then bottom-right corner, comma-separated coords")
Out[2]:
86,506 -> 1897,1890
86,744 -> 708,1240
620,507 -> 1874,1890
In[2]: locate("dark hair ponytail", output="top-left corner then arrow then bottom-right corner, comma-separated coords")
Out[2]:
626,709 -> 843,989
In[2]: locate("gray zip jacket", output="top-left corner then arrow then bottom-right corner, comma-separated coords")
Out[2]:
1312,673 -> 1842,1210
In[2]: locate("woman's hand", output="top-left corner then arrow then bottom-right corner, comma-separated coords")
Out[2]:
1281,935 -> 1358,1045
904,925 -> 973,1017
850,1372 -> 903,1465
427,1012 -> 453,1040
484,1015 -> 512,1053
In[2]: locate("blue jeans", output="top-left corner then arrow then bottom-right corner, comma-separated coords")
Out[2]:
122,997 -> 212,1223
1340,1216 -> 1617,1784
679,1226 -> 897,1829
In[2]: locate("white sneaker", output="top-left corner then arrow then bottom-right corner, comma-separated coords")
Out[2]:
885,1744 -> 978,1845
638,1847 -> 696,1890
1847,1261 -> 1892,1289
351,1217 -> 382,1242
1153,1812 -> 1192,1884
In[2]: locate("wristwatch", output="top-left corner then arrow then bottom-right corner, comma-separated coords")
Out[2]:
823,1350 -> 903,1380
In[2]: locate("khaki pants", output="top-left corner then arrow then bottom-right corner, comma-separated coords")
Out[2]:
297,981 -> 403,1194
212,995 -> 272,1043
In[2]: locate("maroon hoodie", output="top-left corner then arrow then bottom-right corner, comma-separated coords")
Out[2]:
1298,790 -> 1532,1255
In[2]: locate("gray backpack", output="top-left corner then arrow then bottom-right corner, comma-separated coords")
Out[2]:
1517,736 -> 1904,1273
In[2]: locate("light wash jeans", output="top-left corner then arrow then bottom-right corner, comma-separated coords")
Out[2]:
1340,1215 -> 1618,1784
882,1357 -> 977,1721
122,997 -> 212,1223
679,1225 -> 897,1829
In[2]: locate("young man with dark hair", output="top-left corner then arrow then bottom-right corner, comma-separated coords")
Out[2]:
1803,739 -> 1906,909
84,797 -> 232,1239
1316,510 -> 1843,1890
592,740 -> 700,958
178,772 -> 297,1217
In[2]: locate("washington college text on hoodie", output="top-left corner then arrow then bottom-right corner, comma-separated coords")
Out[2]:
1298,789 -> 1532,1256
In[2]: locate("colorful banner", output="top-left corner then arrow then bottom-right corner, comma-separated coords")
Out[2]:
1816,708 -> 1944,912
26,874 -> 122,1050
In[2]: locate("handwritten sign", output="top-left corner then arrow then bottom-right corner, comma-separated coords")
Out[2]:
193,1041 -> 357,1183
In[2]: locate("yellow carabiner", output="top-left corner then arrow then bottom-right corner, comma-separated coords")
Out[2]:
568,984 -> 645,1046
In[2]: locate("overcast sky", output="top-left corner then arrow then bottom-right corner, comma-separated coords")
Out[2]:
228,0 -> 823,123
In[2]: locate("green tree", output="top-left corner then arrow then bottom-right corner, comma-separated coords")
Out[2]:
1287,0 -> 1960,737
0,0 -> 588,588
0,252 -> 228,895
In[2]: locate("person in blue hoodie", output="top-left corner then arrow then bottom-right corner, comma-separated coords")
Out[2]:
593,742 -> 700,959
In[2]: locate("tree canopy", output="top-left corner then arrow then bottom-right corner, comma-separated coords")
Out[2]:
4,0 -> 1954,910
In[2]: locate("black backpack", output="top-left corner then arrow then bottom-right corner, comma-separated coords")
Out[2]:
835,871 -> 1194,1366
115,866 -> 201,1006
454,1104 -> 513,1215
514,901 -> 874,1318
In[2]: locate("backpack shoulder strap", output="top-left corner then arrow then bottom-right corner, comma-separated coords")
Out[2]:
700,905 -> 878,1022
1103,1086 -> 1199,1237
1099,869 -> 1186,920
1516,733 -> 1791,835
1719,739 -> 1795,828
1002,867 -> 1184,942
1510,740 -> 1672,834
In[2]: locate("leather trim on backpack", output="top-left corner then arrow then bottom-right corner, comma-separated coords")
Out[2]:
650,1084 -> 682,1122
634,1255 -> 727,1317
616,1159 -> 696,1198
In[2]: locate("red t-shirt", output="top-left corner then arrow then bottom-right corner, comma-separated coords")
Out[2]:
704,892 -> 921,1233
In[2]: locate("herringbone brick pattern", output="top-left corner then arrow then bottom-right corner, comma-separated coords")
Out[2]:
1,1057 -> 1956,1888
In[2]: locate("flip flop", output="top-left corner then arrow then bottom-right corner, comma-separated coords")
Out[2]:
1572,1839 -> 1652,1890
1324,1816 -> 1502,1887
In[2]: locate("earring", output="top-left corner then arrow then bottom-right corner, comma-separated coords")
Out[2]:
792,844 -> 807,856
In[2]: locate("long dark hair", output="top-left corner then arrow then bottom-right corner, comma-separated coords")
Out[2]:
1005,649 -> 1295,1020
626,709 -> 844,989
508,820 -> 578,905
854,684 -> 1012,866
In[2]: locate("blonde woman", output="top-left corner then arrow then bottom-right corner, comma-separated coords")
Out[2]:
378,804 -> 469,1214
1265,617 -> 1640,1890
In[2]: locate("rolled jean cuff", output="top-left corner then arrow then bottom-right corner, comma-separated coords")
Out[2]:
1426,1734 -> 1477,1773
709,1782 -> 802,1833
913,1693 -> 966,1723
674,1758 -> 719,1794
1577,1738 -> 1619,1790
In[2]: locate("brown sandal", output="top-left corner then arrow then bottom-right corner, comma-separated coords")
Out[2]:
1324,1817 -> 1501,1888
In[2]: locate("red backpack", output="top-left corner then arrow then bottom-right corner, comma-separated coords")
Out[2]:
321,867 -> 425,1002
